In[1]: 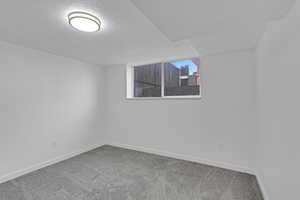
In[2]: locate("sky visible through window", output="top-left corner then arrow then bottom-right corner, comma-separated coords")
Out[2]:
171,59 -> 198,75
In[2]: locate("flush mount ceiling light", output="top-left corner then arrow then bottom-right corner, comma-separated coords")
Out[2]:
68,11 -> 101,32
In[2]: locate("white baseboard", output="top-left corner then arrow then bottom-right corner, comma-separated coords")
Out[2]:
1,141 -> 268,199
109,142 -> 271,198
0,143 -> 105,184
109,142 -> 255,175
255,172 -> 269,200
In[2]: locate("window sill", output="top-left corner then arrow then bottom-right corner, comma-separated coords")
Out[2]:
126,96 -> 202,100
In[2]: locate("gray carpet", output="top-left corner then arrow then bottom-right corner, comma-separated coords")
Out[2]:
0,145 -> 264,200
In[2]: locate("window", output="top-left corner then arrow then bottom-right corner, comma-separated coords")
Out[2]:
127,58 -> 201,99
134,63 -> 161,97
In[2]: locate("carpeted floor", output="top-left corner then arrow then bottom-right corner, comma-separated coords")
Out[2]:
0,145 -> 264,200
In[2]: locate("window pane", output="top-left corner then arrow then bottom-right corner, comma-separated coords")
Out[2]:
134,63 -> 161,97
164,58 -> 200,96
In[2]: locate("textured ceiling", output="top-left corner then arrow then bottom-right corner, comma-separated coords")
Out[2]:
0,0 -> 296,65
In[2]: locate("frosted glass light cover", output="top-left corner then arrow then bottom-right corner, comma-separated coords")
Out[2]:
68,12 -> 101,32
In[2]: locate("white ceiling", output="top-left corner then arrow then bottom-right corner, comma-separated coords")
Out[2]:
131,0 -> 296,54
0,0 -> 295,65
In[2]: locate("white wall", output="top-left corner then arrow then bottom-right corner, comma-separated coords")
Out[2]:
256,1 -> 300,199
0,42 -> 106,182
104,50 -> 257,172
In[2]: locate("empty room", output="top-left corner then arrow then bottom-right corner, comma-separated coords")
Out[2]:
0,0 -> 299,199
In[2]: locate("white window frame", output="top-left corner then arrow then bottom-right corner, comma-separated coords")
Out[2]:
126,57 -> 202,100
